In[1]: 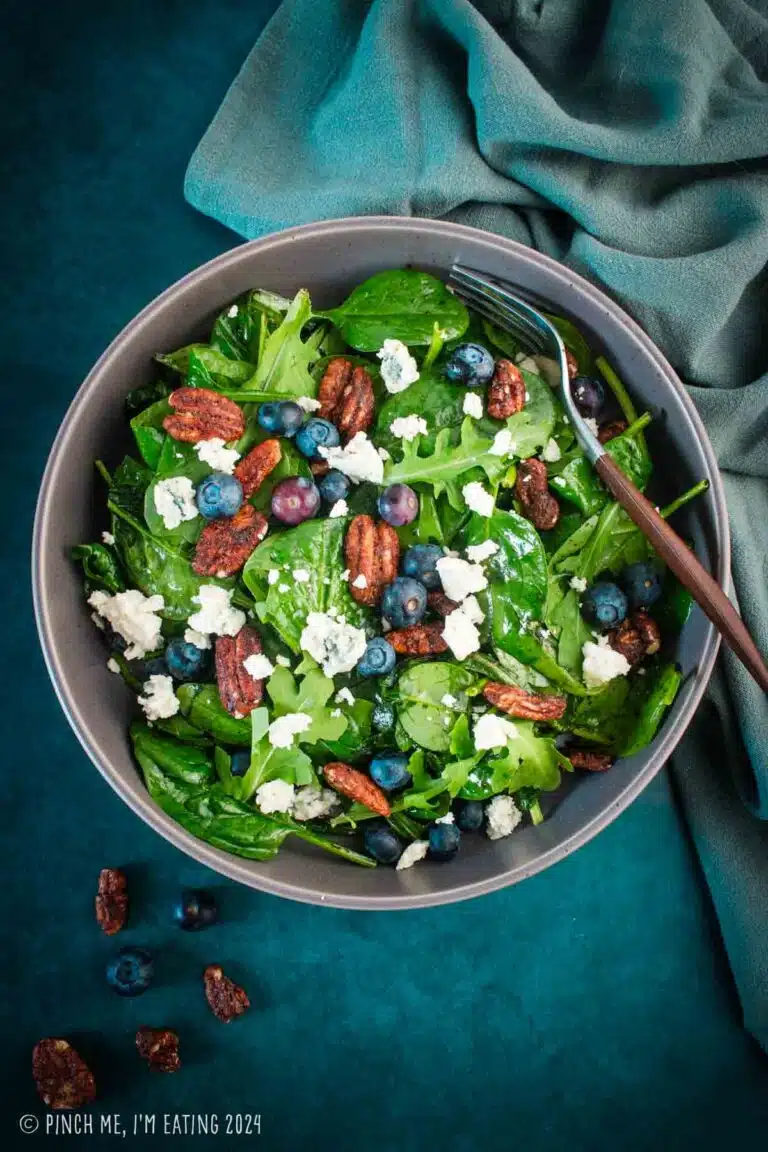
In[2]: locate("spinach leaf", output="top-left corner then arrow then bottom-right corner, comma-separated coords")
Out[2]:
142,437 -> 209,548
109,456 -> 152,522
465,507 -> 548,620
481,319 -> 522,360
130,399 -> 171,470
458,722 -> 565,799
248,289 -> 324,397
502,371 -> 555,458
71,542 -> 125,595
177,684 -> 252,746
375,368 -> 467,455
124,379 -> 171,418
619,663 -> 682,757
313,697 -> 374,763
156,345 -> 255,383
464,649 -> 551,691
320,270 -> 469,351
396,662 -> 475,752
566,678 -> 632,746
544,313 -> 595,375
384,417 -> 507,509
488,619 -> 588,695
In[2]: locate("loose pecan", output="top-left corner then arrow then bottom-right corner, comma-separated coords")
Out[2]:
515,457 -> 560,531
598,419 -> 628,445
310,459 -> 330,478
33,1039 -> 96,1109
483,681 -> 567,721
609,610 -> 662,665
568,749 -> 614,772
487,359 -> 526,420
633,609 -> 661,655
215,626 -> 265,717
427,590 -> 460,618
565,349 -> 579,379
323,762 -> 391,816
318,358 -> 375,441
233,438 -> 282,499
193,504 -> 268,577
95,867 -> 128,935
163,386 -> 245,444
388,621 -> 449,656
203,965 -> 250,1022
344,515 -> 400,606
136,1028 -> 181,1073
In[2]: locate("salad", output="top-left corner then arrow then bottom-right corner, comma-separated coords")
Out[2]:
73,269 -> 706,871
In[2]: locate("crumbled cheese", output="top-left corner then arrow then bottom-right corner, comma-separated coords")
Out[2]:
435,813 -> 455,825
255,779 -> 295,814
584,417 -> 600,437
91,611 -> 105,630
490,428 -> 514,457
486,794 -> 522,840
184,627 -> 212,650
293,569 -> 310,583
292,786 -> 339,822
331,708 -> 342,718
552,476 -> 567,488
465,539 -> 499,564
243,653 -> 275,680
525,391 -> 530,401
295,396 -> 322,413
474,713 -> 519,751
442,603 -> 482,661
341,569 -> 350,581
106,657 -> 120,674
268,713 -> 312,749
267,569 -> 280,585
441,693 -> 458,708
153,476 -> 199,531
278,583 -> 290,593
462,481 -> 495,518
227,304 -> 239,318
319,432 -> 384,485
541,438 -> 561,463
435,556 -> 488,602
88,589 -> 164,660
329,499 -> 349,519
463,392 -> 483,419
194,437 -> 241,474
569,576 -> 588,593
187,585 -> 246,638
377,339 -> 420,393
138,674 -> 180,722
381,619 -> 392,633
459,595 -> 485,625
276,655 -> 291,667
377,446 -> 391,462
581,637 -> 631,689
396,840 -> 429,871
351,573 -> 368,590
335,687 -> 355,707
300,611 -> 367,678
390,414 -> 428,442
101,530 -> 115,546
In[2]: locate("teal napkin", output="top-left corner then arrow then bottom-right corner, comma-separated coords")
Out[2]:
185,0 -> 768,1051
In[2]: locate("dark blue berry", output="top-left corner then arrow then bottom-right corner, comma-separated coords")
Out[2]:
196,472 -> 243,519
164,638 -> 208,682
428,821 -> 461,861
135,655 -> 168,681
580,581 -> 628,632
381,577 -> 427,628
230,750 -> 250,777
402,544 -> 443,590
103,621 -> 128,653
363,823 -> 403,865
173,888 -> 218,931
357,638 -> 396,677
445,343 -> 495,388
372,702 -> 396,731
377,483 -> 419,527
106,947 -> 154,997
295,418 -> 340,459
455,800 -> 485,832
369,753 -> 412,792
571,376 -> 605,418
277,401 -> 305,438
318,469 -> 351,506
621,561 -> 663,609
257,402 -> 283,433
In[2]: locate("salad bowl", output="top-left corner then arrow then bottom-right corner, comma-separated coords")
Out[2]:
33,217 -> 727,909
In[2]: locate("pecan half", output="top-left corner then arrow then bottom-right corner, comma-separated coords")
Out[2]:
634,609 -> 661,655
318,358 -> 375,441
323,762 -> 391,816
487,359 -> 526,420
598,419 -> 628,445
565,349 -> 579,379
483,681 -> 567,721
215,626 -> 265,717
344,515 -> 400,606
388,621 -> 449,656
568,749 -> 614,772
33,1039 -> 96,1109
427,590 -> 460,618
515,457 -> 560,531
95,867 -> 128,935
136,1028 -> 181,1073
233,438 -> 281,499
203,965 -> 250,1022
609,610 -> 662,665
310,459 -> 330,478
193,504 -> 268,577
163,387 -> 245,444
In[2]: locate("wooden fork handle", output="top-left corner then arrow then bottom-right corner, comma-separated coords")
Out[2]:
594,453 -> 768,692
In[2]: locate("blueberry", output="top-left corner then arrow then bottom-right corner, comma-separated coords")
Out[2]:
428,821 -> 461,861
271,476 -> 321,525
357,638 -> 396,677
445,343 -> 495,388
381,577 -> 427,628
372,702 -> 396,731
164,638 -> 208,682
580,581 -> 628,632
278,402 -> 305,438
173,888 -> 218,931
135,655 -> 168,681
377,483 -> 419,527
295,418 -> 340,459
369,753 -> 412,792
455,800 -> 485,832
318,469 -> 351,506
363,822 -> 403,865
230,750 -> 250,777
257,402 -> 283,433
571,376 -> 605,418
103,621 -> 128,653
106,947 -> 154,997
402,543 -> 443,590
196,472 -> 244,519
621,561 -> 663,609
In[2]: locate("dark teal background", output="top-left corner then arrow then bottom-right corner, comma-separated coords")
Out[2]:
2,1 -> 767,1148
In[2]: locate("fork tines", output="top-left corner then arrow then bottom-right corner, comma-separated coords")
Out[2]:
448,265 -> 547,353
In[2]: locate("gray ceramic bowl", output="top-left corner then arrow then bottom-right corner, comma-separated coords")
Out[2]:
33,217 -> 726,909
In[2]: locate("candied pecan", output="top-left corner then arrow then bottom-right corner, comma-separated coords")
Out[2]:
598,419 -> 628,444
163,387 -> 245,444
215,626 -> 265,717
568,749 -> 614,772
204,965 -> 250,1022
193,504 -> 268,577
33,1039 -> 96,1109
136,1028 -> 180,1073
344,515 -> 400,606
634,609 -> 661,655
427,590 -> 460,618
565,349 -> 579,379
233,438 -> 281,498
516,457 -> 560,531
487,359 -> 526,420
323,762 -> 391,816
608,618 -> 645,666
310,459 -> 330,478
388,621 -> 449,656
318,358 -> 353,420
318,358 -> 375,441
483,681 -> 567,721
95,867 -> 128,935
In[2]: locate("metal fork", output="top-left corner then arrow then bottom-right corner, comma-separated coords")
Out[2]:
449,263 -> 768,692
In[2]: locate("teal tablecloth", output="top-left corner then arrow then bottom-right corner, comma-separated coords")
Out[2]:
3,1 -> 767,1148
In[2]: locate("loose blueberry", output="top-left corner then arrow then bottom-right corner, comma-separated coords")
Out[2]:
164,638 -> 208,682
357,638 -> 396,678
369,753 -> 412,792
173,888 -> 219,931
372,702 -> 396,731
106,947 -> 154,997
135,655 -> 168,681
271,476 -> 321,525
295,418 -> 340,460
455,800 -> 485,832
402,544 -> 444,590
580,581 -> 628,631
230,750 -> 250,777
318,469 -> 351,505
381,577 -> 428,628
621,561 -> 663,609
257,402 -> 283,433
428,822 -> 461,861
444,342 -> 495,388
196,472 -> 244,520
377,483 -> 419,527
277,401 -> 305,438
571,376 -> 605,418
363,822 -> 403,865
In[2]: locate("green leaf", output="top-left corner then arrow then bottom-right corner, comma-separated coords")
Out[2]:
129,399 -> 172,469
156,344 -> 255,383
544,312 -> 595,375
248,289 -> 323,397
465,507 -> 549,621
396,748 -> 476,815
375,368 -> 467,456
619,663 -> 682,757
142,437 -> 210,549
459,722 -> 565,799
266,664 -> 348,747
177,684 -> 253,746
124,379 -> 171,418
313,696 -> 374,764
384,417 -> 507,508
395,662 -> 475,752
233,707 -> 315,802
502,371 -> 556,458
71,542 -> 126,595
109,456 -> 152,522
320,269 -> 469,351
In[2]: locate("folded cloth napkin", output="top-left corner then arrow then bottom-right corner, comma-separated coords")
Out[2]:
185,0 -> 768,1049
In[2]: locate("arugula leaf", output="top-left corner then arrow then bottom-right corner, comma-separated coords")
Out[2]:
248,289 -> 324,397
71,542 -> 125,595
396,662 -> 475,752
397,748 -> 475,815
267,664 -> 348,746
177,684 -> 252,746
384,417 -> 507,509
502,371 -> 555,458
233,707 -> 315,802
312,696 -> 374,764
458,722 -> 566,799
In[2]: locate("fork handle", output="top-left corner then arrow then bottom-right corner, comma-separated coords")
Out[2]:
594,454 -> 768,692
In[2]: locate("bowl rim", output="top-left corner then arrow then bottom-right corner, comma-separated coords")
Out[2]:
32,215 -> 728,909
